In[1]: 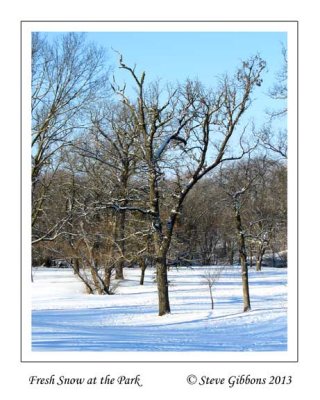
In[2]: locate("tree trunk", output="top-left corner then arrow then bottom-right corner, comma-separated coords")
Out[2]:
73,258 -> 80,275
115,260 -> 124,280
104,266 -> 113,292
156,257 -> 171,316
228,244 -> 234,265
72,262 -> 94,294
256,257 -> 262,271
256,246 -> 266,271
139,258 -> 147,285
115,210 -> 126,279
90,263 -> 104,294
240,253 -> 251,312
234,202 -> 251,312
249,245 -> 253,268
209,284 -> 214,310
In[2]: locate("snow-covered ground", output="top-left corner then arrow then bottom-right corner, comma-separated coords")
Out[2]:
32,266 -> 287,352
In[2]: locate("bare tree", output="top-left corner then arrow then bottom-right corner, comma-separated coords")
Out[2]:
247,158 -> 287,270
217,158 -> 260,312
258,125 -> 287,159
175,180 -> 227,266
110,55 -> 266,315
32,32 -> 109,244
203,266 -> 224,310
88,102 -> 139,280
258,45 -> 287,158
268,45 -> 287,118
232,185 -> 252,312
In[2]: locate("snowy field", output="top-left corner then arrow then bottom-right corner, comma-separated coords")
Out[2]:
32,266 -> 287,352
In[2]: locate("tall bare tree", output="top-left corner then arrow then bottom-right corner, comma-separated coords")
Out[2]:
110,55 -> 266,315
32,32 -> 109,244
217,159 -> 259,312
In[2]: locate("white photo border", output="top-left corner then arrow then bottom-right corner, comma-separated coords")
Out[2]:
21,20 -> 298,363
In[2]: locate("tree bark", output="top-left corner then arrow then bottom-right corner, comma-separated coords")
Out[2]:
156,257 -> 171,316
234,202 -> 251,312
229,247 -> 234,266
256,246 -> 266,271
240,253 -> 251,312
73,258 -> 80,274
72,261 -> 94,294
139,258 -> 147,285
115,208 -> 126,279
115,260 -> 124,280
90,262 -> 104,294
104,266 -> 113,292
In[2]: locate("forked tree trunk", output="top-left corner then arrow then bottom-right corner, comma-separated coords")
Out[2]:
89,256 -> 111,295
72,261 -> 94,294
90,262 -> 104,295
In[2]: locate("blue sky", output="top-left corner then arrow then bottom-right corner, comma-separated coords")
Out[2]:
44,31 -> 287,132
86,31 -> 287,128
86,32 -> 286,89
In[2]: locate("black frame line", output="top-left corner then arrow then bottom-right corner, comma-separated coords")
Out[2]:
21,19 -> 299,364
